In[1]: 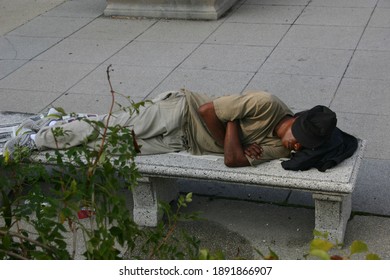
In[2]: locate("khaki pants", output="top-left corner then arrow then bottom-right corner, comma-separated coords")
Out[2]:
34,91 -> 187,154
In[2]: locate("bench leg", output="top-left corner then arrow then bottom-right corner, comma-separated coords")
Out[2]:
132,177 -> 179,227
312,193 -> 351,244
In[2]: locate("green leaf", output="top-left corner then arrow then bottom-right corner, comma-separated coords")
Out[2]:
1,190 -> 12,227
313,230 -> 329,239
1,233 -> 12,249
98,150 -> 107,164
365,253 -> 381,260
265,248 -> 279,260
350,240 -> 368,255
198,249 -> 210,260
310,238 -> 334,252
310,249 -> 331,260
177,195 -> 186,207
3,148 -> 10,164
185,193 -> 193,203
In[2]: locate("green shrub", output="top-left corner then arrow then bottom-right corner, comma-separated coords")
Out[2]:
0,65 -> 201,260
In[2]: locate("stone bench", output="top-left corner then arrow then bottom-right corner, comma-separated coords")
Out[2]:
0,118 -> 365,243
133,140 -> 366,243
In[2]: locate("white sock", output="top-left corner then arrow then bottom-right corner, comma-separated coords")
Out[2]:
48,120 -> 57,127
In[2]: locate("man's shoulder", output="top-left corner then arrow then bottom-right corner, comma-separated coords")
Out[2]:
243,90 -> 293,117
242,90 -> 284,104
243,90 -> 271,96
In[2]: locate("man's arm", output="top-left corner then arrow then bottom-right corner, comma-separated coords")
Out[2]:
223,121 -> 251,167
197,102 -> 226,147
198,102 -> 257,167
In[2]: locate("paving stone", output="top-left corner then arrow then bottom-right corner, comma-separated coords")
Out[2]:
180,44 -> 273,72
136,20 -> 221,43
150,68 -> 254,98
0,0 -> 64,36
296,6 -> 373,26
331,78 -> 390,114
226,4 -> 304,24
261,47 -> 353,77
51,92 -> 142,115
34,38 -> 128,64
70,17 -> 156,41
358,27 -> 390,51
7,15 -> 94,38
0,36 -> 61,60
205,22 -> 290,46
0,88 -> 61,113
41,0 -> 106,18
0,60 -> 97,92
279,25 -> 364,49
378,0 -> 390,8
369,7 -> 390,27
344,215 -> 390,260
0,59 -> 26,79
309,0 -> 377,8
353,159 -> 390,216
246,73 -> 340,110
109,41 -> 198,67
336,112 -> 390,160
345,50 -> 390,80
68,64 -> 173,97
245,0 -> 309,5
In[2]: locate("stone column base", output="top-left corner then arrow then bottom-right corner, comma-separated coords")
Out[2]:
104,0 -> 239,20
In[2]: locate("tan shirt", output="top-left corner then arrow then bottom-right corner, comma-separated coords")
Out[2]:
184,89 -> 293,166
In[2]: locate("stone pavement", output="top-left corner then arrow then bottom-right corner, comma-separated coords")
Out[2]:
1,0 -> 390,259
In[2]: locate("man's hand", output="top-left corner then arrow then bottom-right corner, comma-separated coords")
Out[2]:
244,143 -> 263,160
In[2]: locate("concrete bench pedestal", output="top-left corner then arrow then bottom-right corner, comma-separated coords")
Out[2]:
313,193 -> 352,242
104,0 -> 239,20
132,177 -> 178,226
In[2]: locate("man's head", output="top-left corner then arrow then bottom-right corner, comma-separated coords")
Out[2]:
291,105 -> 337,149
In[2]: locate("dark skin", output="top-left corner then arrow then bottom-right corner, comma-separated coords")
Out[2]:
197,102 -> 302,167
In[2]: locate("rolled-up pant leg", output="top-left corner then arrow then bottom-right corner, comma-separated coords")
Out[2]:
34,112 -> 130,150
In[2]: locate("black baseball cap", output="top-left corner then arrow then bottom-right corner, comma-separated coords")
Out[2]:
292,105 -> 337,149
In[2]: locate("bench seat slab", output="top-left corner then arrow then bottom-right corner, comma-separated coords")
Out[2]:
132,140 -> 365,242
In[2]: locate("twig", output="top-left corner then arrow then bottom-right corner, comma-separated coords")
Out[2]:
0,249 -> 28,260
87,64 -> 116,178
149,205 -> 182,259
0,229 -> 56,253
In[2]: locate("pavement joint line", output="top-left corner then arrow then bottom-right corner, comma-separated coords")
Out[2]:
2,0 -> 67,36
243,0 -> 312,92
142,3 -> 245,100
48,17 -> 161,110
329,0 -> 380,107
